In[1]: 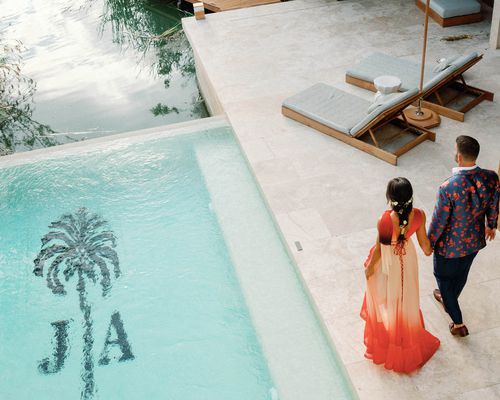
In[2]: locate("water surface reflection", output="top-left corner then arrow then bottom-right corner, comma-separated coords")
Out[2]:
0,0 -> 206,154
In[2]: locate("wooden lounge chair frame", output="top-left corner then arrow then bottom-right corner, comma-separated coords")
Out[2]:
184,0 -> 281,12
345,54 -> 494,122
415,0 -> 482,27
282,91 -> 435,166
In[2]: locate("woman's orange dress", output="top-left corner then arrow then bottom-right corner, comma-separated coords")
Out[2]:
360,208 -> 440,373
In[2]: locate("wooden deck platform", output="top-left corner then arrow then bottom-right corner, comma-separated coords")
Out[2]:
184,0 -> 281,12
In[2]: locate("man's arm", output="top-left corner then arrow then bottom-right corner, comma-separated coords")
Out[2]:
428,185 -> 452,249
485,172 -> 500,241
486,172 -> 500,229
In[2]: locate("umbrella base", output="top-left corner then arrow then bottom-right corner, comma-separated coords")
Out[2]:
403,107 -> 441,129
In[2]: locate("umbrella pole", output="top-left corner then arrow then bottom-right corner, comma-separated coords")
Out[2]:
403,0 -> 441,128
417,0 -> 431,115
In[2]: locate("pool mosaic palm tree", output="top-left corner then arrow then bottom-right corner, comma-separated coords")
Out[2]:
34,208 -> 120,400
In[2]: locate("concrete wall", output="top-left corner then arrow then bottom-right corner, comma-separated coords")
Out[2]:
491,0 -> 500,49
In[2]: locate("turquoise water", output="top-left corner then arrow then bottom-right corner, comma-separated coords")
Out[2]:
0,125 -> 354,400
0,129 -> 273,399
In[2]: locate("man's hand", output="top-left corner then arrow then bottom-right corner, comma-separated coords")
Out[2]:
486,227 -> 496,241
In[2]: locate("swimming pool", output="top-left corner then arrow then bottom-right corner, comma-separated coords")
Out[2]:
0,118 -> 355,399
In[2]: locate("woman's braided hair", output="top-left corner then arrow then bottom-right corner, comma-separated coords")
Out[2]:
386,177 -> 413,244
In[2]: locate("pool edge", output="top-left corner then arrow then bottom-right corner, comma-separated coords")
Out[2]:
0,116 -> 229,169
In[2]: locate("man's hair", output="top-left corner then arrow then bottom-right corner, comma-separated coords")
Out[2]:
456,135 -> 480,161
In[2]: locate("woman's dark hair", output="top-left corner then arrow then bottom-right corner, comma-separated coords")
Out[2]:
385,177 -> 413,244
456,135 -> 480,161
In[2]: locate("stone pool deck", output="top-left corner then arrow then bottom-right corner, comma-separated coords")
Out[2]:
182,1 -> 500,399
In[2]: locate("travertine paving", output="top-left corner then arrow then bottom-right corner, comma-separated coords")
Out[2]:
183,1 -> 500,399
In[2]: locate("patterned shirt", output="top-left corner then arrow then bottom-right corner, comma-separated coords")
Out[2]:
428,167 -> 500,258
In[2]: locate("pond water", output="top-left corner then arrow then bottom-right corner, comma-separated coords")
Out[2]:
0,0 -> 207,154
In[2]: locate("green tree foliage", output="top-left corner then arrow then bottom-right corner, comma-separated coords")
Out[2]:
0,39 -> 56,155
100,0 -> 204,111
150,103 -> 179,116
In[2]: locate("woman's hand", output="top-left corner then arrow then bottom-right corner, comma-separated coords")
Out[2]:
364,234 -> 381,280
422,241 -> 433,256
416,210 -> 434,256
365,265 -> 375,279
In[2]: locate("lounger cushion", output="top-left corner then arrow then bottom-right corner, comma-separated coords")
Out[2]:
422,52 -> 478,92
422,68 -> 454,92
350,88 -> 418,136
432,56 -> 459,73
347,53 -> 432,91
346,52 -> 478,92
418,0 -> 480,19
282,83 -> 370,135
283,83 -> 419,138
450,52 -> 478,69
367,92 -> 402,114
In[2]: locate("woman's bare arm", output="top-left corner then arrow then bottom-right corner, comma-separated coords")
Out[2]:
365,236 -> 381,279
416,210 -> 433,256
365,215 -> 384,279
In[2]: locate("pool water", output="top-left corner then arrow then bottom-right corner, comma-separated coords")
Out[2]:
0,0 -> 207,154
0,122 -> 354,399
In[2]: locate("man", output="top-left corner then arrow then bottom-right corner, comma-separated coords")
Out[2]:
429,135 -> 500,337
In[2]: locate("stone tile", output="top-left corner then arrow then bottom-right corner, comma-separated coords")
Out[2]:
275,208 -> 332,245
447,384 -> 500,400
304,267 -> 365,319
346,360 -> 424,400
263,127 -> 339,160
224,93 -> 293,119
412,327 -> 500,399
315,182 -> 389,237
225,109 -> 304,142
458,279 -> 500,333
464,239 -> 500,285
293,228 -> 379,274
252,156 -> 300,186
262,176 -> 336,215
324,312 -> 366,366
289,145 -> 383,180
238,138 -> 275,163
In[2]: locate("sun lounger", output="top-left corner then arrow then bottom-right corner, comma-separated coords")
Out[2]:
415,0 -> 482,27
345,52 -> 494,122
281,83 -> 435,165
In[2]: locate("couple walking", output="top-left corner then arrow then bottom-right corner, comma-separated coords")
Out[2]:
361,135 -> 500,373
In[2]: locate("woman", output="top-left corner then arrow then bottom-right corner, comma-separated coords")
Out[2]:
361,177 -> 440,373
